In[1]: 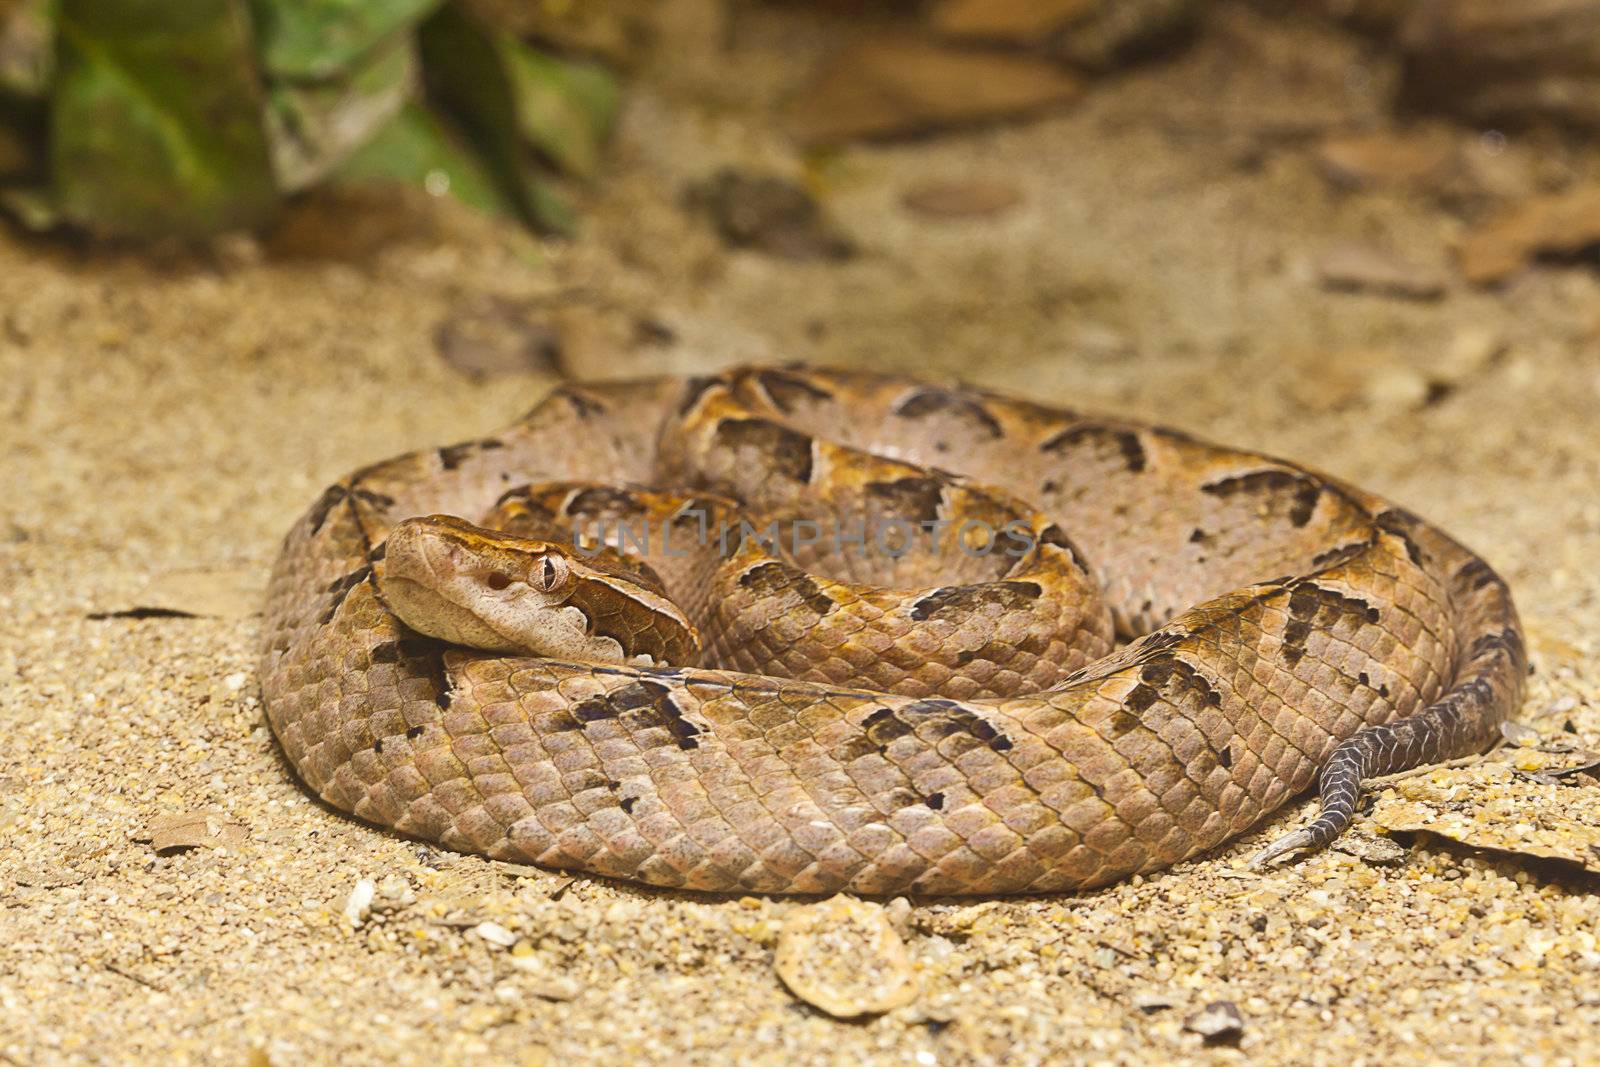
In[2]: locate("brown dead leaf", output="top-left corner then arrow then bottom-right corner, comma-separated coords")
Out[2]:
775,896 -> 918,1018
89,567 -> 263,621
928,0 -> 1095,44
1370,765 -> 1600,874
901,179 -> 1023,219
1316,243 -> 1447,300
1315,131 -> 1454,189
1458,185 -> 1600,286
139,810 -> 249,853
789,39 -> 1082,145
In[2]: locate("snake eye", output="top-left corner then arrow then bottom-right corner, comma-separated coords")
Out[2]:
530,554 -> 571,595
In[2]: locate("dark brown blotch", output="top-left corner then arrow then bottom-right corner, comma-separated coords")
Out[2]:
738,561 -> 837,618
554,387 -> 608,419
352,487 -> 396,511
677,375 -> 721,417
1039,424 -> 1147,474
565,485 -> 642,519
892,387 -> 1003,439
1281,583 -> 1381,666
1374,509 -> 1428,567
864,475 -> 947,526
908,580 -> 1043,622
754,368 -> 833,413
438,442 -> 477,470
714,418 -> 815,483
571,680 -> 701,750
1202,469 -> 1322,527
307,484 -> 348,534
900,698 -> 1016,754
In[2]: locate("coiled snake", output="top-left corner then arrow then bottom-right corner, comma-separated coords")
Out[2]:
260,365 -> 1525,894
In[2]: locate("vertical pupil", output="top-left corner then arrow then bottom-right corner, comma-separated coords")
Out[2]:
541,559 -> 558,587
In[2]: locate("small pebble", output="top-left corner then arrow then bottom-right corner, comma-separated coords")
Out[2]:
343,879 -> 375,928
1184,1001 -> 1245,1044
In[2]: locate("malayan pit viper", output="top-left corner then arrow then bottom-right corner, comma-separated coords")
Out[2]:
259,365 -> 1525,894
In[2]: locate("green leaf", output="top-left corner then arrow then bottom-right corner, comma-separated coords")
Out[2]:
336,100 -> 509,216
249,0 -> 442,82
265,30 -> 415,192
502,45 -> 618,179
51,0 -> 279,238
416,4 -> 574,235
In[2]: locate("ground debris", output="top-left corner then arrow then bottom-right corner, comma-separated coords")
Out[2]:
90,567 -> 263,621
1316,243 -> 1446,300
1370,764 -> 1600,874
433,295 -> 565,380
1315,129 -> 1454,189
774,896 -> 918,1018
136,810 -> 248,853
1183,1000 -> 1245,1045
928,0 -> 1094,45
789,39 -> 1082,144
684,169 -> 853,260
901,179 -> 1024,220
1458,185 -> 1600,286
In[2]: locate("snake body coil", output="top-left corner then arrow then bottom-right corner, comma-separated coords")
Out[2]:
260,366 -> 1525,894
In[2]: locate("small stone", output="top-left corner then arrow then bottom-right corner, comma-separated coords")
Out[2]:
343,878 -> 376,928
1363,364 -> 1432,410
1132,991 -> 1175,1014
1332,832 -> 1409,866
1500,721 -> 1541,747
775,896 -> 919,1018
224,672 -> 248,692
474,921 -> 518,948
1184,1000 -> 1245,1044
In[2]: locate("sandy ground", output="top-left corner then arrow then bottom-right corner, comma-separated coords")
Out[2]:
5,5 -> 1600,1065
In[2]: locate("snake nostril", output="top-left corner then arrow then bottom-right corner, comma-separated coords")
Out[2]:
486,572 -> 512,591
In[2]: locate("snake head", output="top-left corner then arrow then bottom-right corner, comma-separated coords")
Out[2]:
377,514 -> 700,666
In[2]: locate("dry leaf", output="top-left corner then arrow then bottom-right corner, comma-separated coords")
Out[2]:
1370,765 -> 1600,874
91,567 -> 263,621
775,896 -> 918,1018
140,810 -> 248,852
928,0 -> 1096,44
1317,243 -> 1447,300
790,40 -> 1082,145
1458,186 -> 1600,286
1315,131 -> 1454,189
901,179 -> 1023,219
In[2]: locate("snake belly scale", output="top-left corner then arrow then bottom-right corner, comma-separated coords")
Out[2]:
259,365 -> 1525,894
